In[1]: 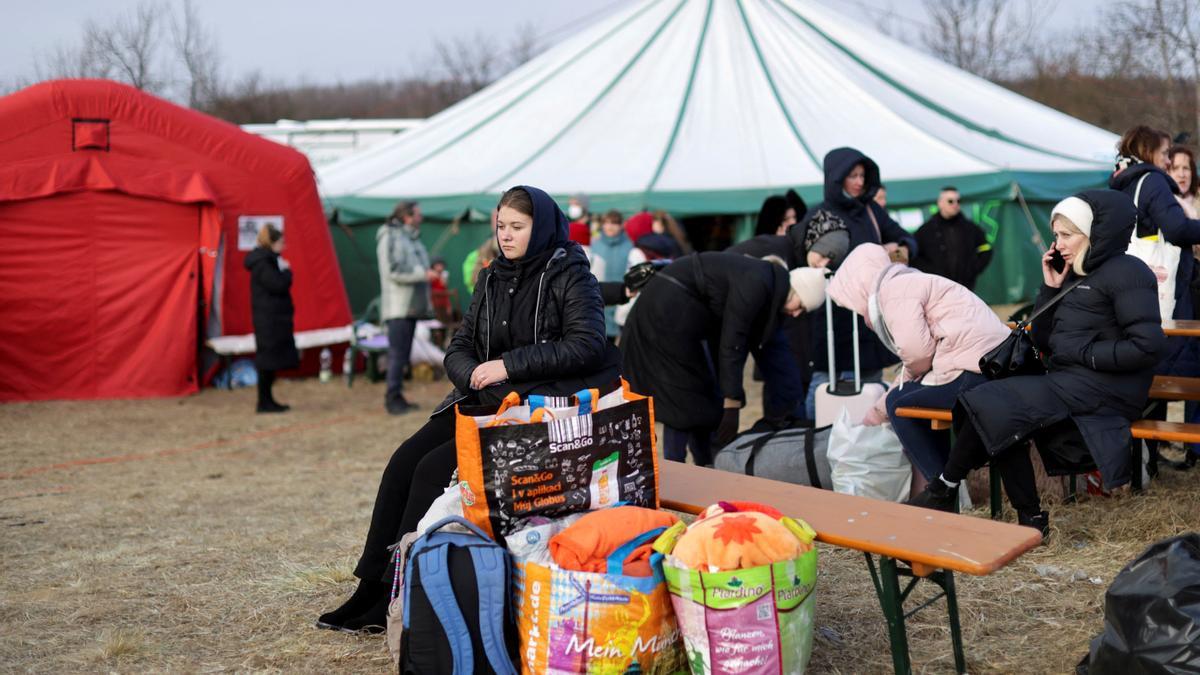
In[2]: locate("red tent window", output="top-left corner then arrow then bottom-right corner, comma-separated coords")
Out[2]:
72,118 -> 109,151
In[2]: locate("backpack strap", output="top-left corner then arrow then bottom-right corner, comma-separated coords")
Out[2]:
804,427 -> 823,490
468,546 -> 519,675
417,545 -> 475,674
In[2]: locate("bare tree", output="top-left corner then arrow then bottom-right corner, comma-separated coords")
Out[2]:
1099,0 -> 1200,137
507,21 -> 543,71
85,2 -> 166,92
171,0 -> 222,107
434,32 -> 506,100
33,40 -> 111,81
921,0 -> 1054,79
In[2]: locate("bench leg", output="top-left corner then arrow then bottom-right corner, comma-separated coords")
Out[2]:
942,570 -> 967,674
989,461 -> 1001,520
869,554 -> 913,675
1131,438 -> 1143,492
865,554 -> 968,675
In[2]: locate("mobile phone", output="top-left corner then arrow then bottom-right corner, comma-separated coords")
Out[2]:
1048,248 -> 1066,273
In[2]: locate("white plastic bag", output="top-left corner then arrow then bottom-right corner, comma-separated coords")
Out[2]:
1126,174 -> 1179,321
826,409 -> 912,502
415,482 -> 468,535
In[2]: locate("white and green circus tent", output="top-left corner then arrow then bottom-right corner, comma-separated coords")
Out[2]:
320,0 -> 1118,308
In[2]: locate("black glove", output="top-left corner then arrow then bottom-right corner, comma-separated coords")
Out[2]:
716,407 -> 740,447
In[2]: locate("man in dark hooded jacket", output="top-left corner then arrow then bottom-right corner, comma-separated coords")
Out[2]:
912,186 -> 992,290
798,147 -> 916,419
909,189 -> 1165,537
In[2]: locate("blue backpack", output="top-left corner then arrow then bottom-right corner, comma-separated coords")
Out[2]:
400,516 -> 519,675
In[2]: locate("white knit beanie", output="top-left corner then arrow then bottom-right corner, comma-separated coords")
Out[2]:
789,267 -> 827,313
1051,196 -> 1093,238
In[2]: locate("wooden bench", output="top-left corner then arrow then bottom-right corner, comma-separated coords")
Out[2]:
660,461 -> 1042,674
893,406 -> 1200,517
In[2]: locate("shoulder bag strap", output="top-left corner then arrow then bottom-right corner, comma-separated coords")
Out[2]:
1131,173 -> 1151,242
744,431 -> 776,476
1019,277 -> 1085,329
865,203 -> 883,241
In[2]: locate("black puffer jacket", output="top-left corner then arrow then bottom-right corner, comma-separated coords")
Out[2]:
243,247 -> 299,372
438,186 -> 620,414
800,148 -> 916,374
1110,162 -> 1200,322
958,189 -> 1165,488
621,252 -> 790,429
726,221 -> 808,268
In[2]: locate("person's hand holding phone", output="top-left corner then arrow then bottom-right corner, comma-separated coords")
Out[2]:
1042,246 -> 1068,288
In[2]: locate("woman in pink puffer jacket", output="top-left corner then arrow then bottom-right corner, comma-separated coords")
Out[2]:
827,244 -> 1010,481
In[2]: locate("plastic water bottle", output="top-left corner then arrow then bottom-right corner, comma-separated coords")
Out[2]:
342,348 -> 354,380
319,348 -> 332,383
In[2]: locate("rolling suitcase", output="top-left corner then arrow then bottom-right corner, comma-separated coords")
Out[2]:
814,286 -> 886,428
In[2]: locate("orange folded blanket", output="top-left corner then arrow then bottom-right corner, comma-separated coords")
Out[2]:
672,509 -> 803,572
549,506 -> 679,577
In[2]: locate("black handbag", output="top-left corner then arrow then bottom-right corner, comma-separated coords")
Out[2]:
980,279 -> 1083,380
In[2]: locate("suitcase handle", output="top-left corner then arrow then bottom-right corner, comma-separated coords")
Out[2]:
824,270 -> 861,394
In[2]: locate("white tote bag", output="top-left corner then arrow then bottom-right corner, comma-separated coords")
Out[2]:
826,409 -> 912,502
1126,174 -> 1179,321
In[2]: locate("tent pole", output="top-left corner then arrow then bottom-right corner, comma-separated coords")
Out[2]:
1012,182 -> 1047,250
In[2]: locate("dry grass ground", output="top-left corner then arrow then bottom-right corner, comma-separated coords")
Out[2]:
3,374 -> 1200,673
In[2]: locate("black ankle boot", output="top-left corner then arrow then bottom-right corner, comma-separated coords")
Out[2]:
906,479 -> 958,512
333,594 -> 389,634
316,579 -> 388,633
1018,510 -> 1050,542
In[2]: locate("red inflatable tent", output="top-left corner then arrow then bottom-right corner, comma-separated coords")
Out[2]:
0,79 -> 351,401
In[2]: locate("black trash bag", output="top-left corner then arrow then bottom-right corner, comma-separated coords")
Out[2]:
1081,533 -> 1200,674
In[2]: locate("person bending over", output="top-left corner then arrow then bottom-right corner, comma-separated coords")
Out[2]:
620,252 -> 826,465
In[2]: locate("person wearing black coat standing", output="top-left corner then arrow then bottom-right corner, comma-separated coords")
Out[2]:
243,224 -> 298,413
798,147 -> 917,419
911,186 -> 993,290
908,190 -> 1165,538
620,252 -> 827,465
316,185 -> 621,634
1108,126 -> 1200,377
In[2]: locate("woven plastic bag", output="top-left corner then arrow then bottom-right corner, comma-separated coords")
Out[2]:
511,526 -> 686,675
656,506 -> 818,675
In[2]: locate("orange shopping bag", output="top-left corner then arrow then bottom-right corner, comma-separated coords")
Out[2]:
455,379 -> 660,538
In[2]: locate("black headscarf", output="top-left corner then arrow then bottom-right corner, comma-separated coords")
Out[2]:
755,195 -> 788,236
491,185 -> 571,279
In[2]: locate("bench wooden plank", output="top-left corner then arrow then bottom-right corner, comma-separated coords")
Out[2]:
1149,376 -> 1200,401
1163,319 -> 1200,337
895,406 -> 1200,443
1131,419 -> 1200,442
659,461 -> 1042,577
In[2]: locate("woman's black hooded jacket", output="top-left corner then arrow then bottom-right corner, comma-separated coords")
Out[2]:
437,186 -> 620,413
959,189 -> 1165,488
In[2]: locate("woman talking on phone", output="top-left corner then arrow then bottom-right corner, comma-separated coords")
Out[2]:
907,190 -> 1164,538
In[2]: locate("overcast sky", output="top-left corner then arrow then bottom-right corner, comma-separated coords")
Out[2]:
1,0 -> 1117,89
